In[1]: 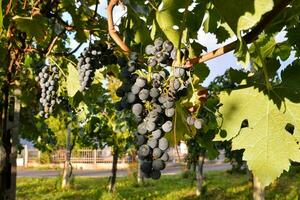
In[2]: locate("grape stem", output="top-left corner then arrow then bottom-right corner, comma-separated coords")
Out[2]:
185,0 -> 293,67
107,0 -> 130,53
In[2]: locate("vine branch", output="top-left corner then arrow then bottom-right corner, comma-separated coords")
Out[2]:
186,0 -> 293,66
106,0 -> 130,53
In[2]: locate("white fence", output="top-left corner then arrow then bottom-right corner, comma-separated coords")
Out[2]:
18,146 -> 188,167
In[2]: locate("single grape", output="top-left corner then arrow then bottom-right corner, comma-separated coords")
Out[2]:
152,129 -> 163,139
145,45 -> 156,55
147,138 -> 158,149
138,145 -> 151,158
146,121 -> 156,132
158,137 -> 169,151
147,57 -> 158,67
137,123 -> 147,135
163,100 -> 175,109
163,40 -> 173,52
152,159 -> 165,170
136,134 -> 147,146
131,84 -> 141,95
165,108 -> 175,118
186,116 -> 195,126
153,148 -> 162,159
160,152 -> 169,162
136,77 -> 147,88
139,89 -> 150,101
150,88 -> 159,98
127,92 -> 136,104
194,118 -> 203,129
154,37 -> 164,49
150,170 -> 161,180
141,161 -> 152,173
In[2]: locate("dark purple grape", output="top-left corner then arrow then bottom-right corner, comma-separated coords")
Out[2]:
138,145 -> 151,158
132,103 -> 143,116
158,137 -> 169,151
194,118 -> 203,129
139,89 -> 150,101
141,161 -> 152,173
150,170 -> 161,180
136,77 -> 147,88
160,152 -> 169,162
137,123 -> 147,135
153,148 -> 162,159
145,45 -> 156,55
152,159 -> 165,170
152,129 -> 163,139
186,116 -> 195,126
165,108 -> 175,118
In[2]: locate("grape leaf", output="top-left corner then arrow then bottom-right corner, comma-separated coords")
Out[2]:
166,102 -> 196,145
66,64 -> 80,97
215,85 -> 300,187
156,0 -> 186,47
215,61 -> 300,187
13,15 -> 48,42
0,1 -> 3,34
212,0 -> 274,33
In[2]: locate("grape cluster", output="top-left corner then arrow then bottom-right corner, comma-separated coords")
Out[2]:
186,116 -> 204,129
115,38 -> 193,179
35,65 -> 60,118
77,42 -> 117,91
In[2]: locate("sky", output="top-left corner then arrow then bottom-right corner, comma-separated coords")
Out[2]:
66,1 -> 294,87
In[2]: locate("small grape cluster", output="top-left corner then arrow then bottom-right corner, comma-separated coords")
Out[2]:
186,116 -> 204,129
115,52 -> 140,111
145,37 -> 176,67
77,42 -> 117,91
35,65 -> 60,118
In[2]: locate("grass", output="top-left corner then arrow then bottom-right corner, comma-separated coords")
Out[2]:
16,168 -> 300,200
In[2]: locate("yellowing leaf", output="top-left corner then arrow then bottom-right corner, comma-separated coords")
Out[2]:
66,64 -> 80,97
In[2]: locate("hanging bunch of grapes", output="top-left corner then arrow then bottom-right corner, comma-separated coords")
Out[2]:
116,38 -> 194,179
35,65 -> 60,118
77,42 -> 118,91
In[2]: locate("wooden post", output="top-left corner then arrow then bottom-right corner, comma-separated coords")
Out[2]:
61,121 -> 72,189
24,145 -> 28,168
93,150 -> 97,165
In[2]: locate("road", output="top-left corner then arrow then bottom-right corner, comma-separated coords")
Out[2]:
17,163 -> 231,178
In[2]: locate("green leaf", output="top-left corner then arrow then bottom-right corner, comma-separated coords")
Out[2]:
0,1 -> 3,34
156,0 -> 186,48
66,64 -> 80,97
193,63 -> 210,83
215,86 -> 300,187
212,0 -> 274,33
127,8 -> 152,45
287,23 -> 300,55
166,102 -> 196,145
228,68 -> 247,84
13,15 -> 49,42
